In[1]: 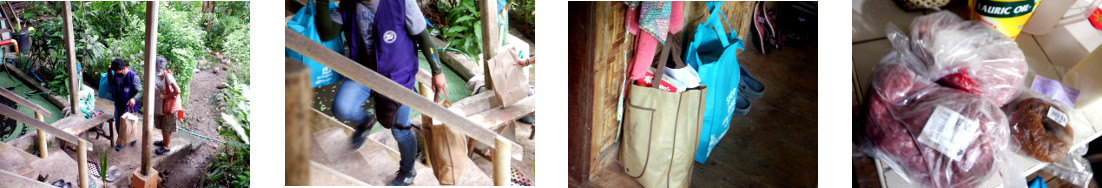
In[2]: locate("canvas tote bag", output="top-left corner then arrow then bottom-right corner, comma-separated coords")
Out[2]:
421,99 -> 469,185
620,40 -> 705,188
685,2 -> 744,163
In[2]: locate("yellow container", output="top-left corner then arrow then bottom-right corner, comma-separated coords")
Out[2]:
969,0 -> 1042,39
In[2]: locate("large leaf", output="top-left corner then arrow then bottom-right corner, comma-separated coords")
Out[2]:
455,15 -> 476,23
446,26 -> 469,34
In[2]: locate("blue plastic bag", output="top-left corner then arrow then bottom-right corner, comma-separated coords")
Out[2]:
685,2 -> 744,163
98,72 -> 114,101
287,1 -> 345,87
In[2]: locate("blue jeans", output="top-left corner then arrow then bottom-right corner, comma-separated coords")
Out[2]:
332,78 -> 416,172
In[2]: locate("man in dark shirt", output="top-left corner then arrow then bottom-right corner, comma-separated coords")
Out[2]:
109,58 -> 142,151
315,0 -> 447,185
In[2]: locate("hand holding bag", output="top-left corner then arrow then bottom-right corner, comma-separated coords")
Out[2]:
621,39 -> 705,188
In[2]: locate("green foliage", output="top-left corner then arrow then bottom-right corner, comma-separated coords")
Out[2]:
21,1 -> 242,104
203,2 -> 249,53
511,0 -> 535,25
205,76 -> 249,187
99,150 -> 109,187
435,0 -> 483,62
157,2 -> 207,104
210,2 -> 251,85
223,28 -> 249,85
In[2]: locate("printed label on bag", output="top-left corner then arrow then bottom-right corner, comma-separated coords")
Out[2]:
917,105 -> 980,161
1047,106 -> 1069,126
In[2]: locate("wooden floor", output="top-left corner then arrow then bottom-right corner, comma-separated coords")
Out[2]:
583,42 -> 820,187
689,42 -> 819,187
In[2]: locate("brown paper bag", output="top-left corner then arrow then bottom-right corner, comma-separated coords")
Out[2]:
421,100 -> 469,185
488,47 -> 531,107
116,113 -> 141,145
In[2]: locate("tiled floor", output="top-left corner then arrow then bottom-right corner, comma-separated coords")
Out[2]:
691,41 -> 819,188
584,41 -> 819,188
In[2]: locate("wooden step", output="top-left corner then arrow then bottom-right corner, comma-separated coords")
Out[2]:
311,127 -> 440,186
369,128 -> 494,185
0,170 -> 52,187
308,161 -> 371,186
0,140 -> 40,178
0,141 -> 84,186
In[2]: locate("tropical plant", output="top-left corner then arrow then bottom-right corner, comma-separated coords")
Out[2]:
98,150 -> 109,187
157,2 -> 207,103
435,0 -> 483,62
204,76 -> 249,187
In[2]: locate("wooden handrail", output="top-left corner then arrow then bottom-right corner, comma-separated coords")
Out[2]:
0,87 -> 52,118
285,28 -> 523,160
0,91 -> 90,188
0,103 -> 81,143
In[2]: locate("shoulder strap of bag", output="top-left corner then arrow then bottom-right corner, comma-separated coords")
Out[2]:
669,36 -> 686,68
651,40 -> 672,89
703,3 -> 732,48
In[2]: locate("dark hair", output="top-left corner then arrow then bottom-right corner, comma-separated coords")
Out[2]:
110,58 -> 127,71
156,55 -> 168,70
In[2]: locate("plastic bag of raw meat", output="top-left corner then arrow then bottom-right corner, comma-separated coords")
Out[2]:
866,79 -> 1014,187
861,23 -> 1019,188
908,11 -> 1029,106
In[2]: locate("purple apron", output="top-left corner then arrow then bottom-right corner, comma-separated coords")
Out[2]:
374,0 -> 418,90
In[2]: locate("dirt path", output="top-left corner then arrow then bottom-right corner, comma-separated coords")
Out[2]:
156,64 -> 228,187
87,63 -> 228,188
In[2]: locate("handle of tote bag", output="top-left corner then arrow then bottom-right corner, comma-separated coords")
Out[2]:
651,39 -> 674,89
704,3 -> 732,48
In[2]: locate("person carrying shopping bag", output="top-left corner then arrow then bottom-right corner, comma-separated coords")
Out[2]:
107,58 -> 144,151
314,0 -> 448,185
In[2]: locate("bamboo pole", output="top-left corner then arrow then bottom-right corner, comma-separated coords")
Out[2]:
285,59 -> 311,185
479,0 -> 499,90
76,140 -> 88,188
35,113 -> 45,158
493,136 -> 511,186
62,1 -> 79,117
140,1 -> 157,176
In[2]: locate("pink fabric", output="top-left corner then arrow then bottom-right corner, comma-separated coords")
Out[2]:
669,1 -> 684,34
629,33 -> 659,80
627,6 -> 639,35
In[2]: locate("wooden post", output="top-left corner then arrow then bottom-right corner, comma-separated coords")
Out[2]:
76,140 -> 88,188
479,0 -> 498,90
140,1 -> 157,176
62,2 -> 79,117
493,136 -> 511,186
35,112 -> 45,158
285,59 -> 311,185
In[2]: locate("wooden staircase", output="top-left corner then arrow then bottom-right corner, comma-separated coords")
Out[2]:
306,108 -> 494,186
0,140 -> 83,188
